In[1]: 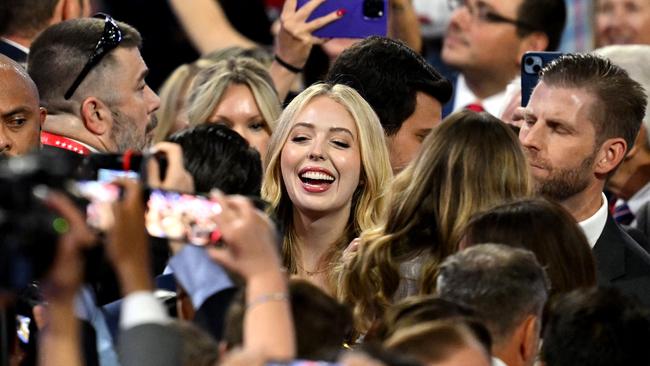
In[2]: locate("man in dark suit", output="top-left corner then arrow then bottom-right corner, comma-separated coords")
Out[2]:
0,0 -> 89,67
440,0 -> 565,117
519,53 -> 650,305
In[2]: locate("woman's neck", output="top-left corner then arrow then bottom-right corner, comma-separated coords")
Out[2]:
292,206 -> 351,273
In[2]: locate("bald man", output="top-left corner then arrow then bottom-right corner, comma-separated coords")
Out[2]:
0,54 -> 45,156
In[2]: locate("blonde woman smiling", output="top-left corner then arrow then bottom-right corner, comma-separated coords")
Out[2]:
262,83 -> 392,293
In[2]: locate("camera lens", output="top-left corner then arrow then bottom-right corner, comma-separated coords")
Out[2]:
363,0 -> 384,18
525,57 -> 534,65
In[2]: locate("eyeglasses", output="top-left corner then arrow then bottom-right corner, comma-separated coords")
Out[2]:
448,0 -> 537,30
64,13 -> 123,100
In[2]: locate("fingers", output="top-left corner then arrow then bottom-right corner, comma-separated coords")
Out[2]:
294,0 -> 326,19
148,142 -> 195,193
305,9 -> 341,31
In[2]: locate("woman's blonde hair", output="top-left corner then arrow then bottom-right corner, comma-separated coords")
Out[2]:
186,57 -> 281,133
341,110 -> 532,332
261,83 -> 392,280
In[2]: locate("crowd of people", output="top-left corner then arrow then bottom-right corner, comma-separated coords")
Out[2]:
1,0 -> 650,366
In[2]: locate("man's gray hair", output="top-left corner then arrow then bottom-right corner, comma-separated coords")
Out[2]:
436,244 -> 549,344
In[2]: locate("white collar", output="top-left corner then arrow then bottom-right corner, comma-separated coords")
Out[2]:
578,193 -> 609,248
492,356 -> 508,366
1,37 -> 29,54
453,74 -> 508,117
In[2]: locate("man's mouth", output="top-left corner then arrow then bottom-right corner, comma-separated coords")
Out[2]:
146,115 -> 159,134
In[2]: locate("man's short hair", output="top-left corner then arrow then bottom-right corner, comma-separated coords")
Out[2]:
28,17 -> 142,113
436,244 -> 549,344
541,53 -> 647,152
541,287 -> 650,366
0,0 -> 59,37
517,0 -> 566,51
167,123 -> 262,196
325,36 -> 452,136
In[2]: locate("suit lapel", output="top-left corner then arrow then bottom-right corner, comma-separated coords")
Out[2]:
593,216 -> 626,282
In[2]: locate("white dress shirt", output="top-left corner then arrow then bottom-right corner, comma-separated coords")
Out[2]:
578,193 -> 609,249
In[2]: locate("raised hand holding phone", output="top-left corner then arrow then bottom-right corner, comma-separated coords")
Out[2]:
146,142 -> 194,194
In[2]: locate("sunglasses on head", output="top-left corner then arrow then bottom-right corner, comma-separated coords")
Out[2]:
64,13 -> 123,100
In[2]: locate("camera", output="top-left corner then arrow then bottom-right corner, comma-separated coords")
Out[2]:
0,150 -> 77,292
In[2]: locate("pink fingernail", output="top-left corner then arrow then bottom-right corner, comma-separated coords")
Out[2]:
337,8 -> 346,17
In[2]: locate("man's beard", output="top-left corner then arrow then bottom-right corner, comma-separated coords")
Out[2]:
111,110 -> 157,152
529,150 -> 596,202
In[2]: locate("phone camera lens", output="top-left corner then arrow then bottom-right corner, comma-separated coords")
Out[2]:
525,57 -> 534,65
363,0 -> 384,18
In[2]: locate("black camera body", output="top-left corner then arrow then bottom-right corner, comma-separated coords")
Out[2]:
0,151 -> 76,292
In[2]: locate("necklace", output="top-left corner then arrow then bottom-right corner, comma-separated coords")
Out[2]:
295,261 -> 328,277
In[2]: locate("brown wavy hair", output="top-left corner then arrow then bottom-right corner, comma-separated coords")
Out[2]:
339,110 -> 532,332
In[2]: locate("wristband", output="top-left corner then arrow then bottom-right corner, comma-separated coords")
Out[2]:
246,292 -> 290,311
274,55 -> 304,73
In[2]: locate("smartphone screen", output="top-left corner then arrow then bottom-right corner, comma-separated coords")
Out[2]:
145,189 -> 222,246
97,168 -> 139,183
75,180 -> 121,230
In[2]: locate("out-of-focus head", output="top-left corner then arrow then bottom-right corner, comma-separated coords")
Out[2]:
385,320 -> 492,366
393,110 -> 531,252
542,287 -> 650,366
167,123 -> 262,195
596,0 -> 650,47
186,57 -> 280,161
519,54 -> 646,203
436,244 -> 548,366
442,0 -> 565,79
326,36 -> 452,173
28,16 -> 160,153
0,0 -> 90,39
0,55 -> 45,157
262,83 -> 391,272
463,198 -> 597,299
224,280 -> 353,361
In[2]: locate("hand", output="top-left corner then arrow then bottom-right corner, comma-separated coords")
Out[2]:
341,237 -> 361,266
106,179 -> 153,294
206,191 -> 282,281
41,191 -> 97,302
147,142 -> 195,193
275,0 -> 343,67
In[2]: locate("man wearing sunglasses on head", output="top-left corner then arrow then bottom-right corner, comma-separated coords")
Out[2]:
441,0 -> 565,117
27,14 -> 160,161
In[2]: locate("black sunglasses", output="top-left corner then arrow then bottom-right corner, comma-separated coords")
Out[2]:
64,13 -> 123,100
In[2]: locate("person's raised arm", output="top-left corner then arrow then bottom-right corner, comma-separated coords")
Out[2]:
271,0 -> 342,101
168,0 -> 256,54
207,192 -> 295,361
388,0 -> 422,53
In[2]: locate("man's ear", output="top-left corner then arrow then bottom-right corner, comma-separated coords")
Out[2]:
595,138 -> 627,175
516,32 -> 549,64
80,97 -> 112,136
38,107 -> 47,128
519,314 -> 541,365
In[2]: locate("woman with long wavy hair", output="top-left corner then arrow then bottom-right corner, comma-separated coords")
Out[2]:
339,110 -> 532,332
262,83 -> 392,294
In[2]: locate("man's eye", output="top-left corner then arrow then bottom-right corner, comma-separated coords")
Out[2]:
7,118 -> 27,128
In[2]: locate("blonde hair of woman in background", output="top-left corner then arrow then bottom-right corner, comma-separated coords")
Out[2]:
340,110 -> 532,332
262,83 -> 392,294
186,56 -> 281,161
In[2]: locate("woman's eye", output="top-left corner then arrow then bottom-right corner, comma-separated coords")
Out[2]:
291,135 -> 309,143
333,140 -> 350,148
249,121 -> 266,131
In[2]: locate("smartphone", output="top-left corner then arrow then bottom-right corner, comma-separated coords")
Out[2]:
77,152 -> 167,181
145,189 -> 222,246
296,0 -> 387,38
520,51 -> 563,107
74,180 -> 122,231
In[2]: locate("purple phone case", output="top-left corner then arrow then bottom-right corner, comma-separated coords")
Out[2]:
296,0 -> 387,39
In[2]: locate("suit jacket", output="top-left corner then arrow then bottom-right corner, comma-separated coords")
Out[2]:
593,215 -> 650,305
117,323 -> 182,366
0,39 -> 27,67
633,200 -> 650,245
